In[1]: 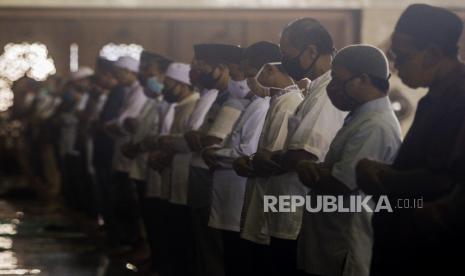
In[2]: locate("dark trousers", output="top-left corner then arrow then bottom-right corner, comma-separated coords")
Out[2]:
140,197 -> 166,272
94,164 -> 119,242
188,166 -> 225,276
110,172 -> 142,246
242,239 -> 276,276
62,154 -> 95,215
370,211 -> 464,276
190,207 -> 224,276
269,237 -> 307,276
222,230 -> 253,276
158,202 -> 194,276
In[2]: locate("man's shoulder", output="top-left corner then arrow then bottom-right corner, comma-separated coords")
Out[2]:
223,97 -> 249,111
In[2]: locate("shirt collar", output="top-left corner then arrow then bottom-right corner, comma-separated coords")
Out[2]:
307,70 -> 331,97
345,96 -> 392,125
200,88 -> 218,96
271,84 -> 300,99
176,92 -> 198,107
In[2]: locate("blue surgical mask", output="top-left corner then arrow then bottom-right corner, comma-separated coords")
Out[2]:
146,77 -> 164,95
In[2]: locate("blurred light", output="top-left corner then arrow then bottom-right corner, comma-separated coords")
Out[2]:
392,101 -> 402,112
0,269 -> 41,275
0,252 -> 16,270
0,224 -> 17,235
125,263 -> 138,272
70,43 -> 79,72
0,42 -> 56,111
99,43 -> 143,61
0,42 -> 56,82
0,237 -> 12,250
97,215 -> 104,226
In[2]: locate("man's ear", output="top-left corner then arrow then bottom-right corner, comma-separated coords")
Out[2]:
359,73 -> 371,86
422,45 -> 442,68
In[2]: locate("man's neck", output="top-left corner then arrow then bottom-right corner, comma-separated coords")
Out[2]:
178,90 -> 194,103
275,78 -> 295,90
430,58 -> 462,89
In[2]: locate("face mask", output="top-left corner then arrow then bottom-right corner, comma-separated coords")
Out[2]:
162,84 -> 181,103
247,77 -> 269,98
341,75 -> 362,107
146,76 -> 164,95
198,69 -> 221,89
255,62 -> 294,92
282,48 -> 320,81
189,69 -> 200,87
227,79 -> 250,99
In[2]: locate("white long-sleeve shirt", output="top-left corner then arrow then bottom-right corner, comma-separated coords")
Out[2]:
110,80 -> 148,173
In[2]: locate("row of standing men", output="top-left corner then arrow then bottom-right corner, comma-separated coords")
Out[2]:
30,3 -> 465,276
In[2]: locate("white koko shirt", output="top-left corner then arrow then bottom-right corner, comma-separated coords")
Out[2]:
298,96 -> 402,276
241,86 -> 303,245
111,80 -> 148,173
265,71 -> 347,240
168,89 -> 218,205
209,96 -> 270,232
128,97 -> 164,181
161,92 -> 200,205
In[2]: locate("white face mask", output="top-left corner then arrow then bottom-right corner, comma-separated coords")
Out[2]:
227,79 -> 250,99
255,62 -> 292,91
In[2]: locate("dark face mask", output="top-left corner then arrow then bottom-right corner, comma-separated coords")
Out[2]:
162,84 -> 180,103
198,68 -> 222,89
189,69 -> 200,87
340,75 -> 362,108
282,48 -> 320,81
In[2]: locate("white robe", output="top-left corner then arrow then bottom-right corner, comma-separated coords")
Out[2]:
161,93 -> 200,205
265,71 -> 347,240
128,98 -> 163,181
241,86 -> 303,245
208,96 -> 270,232
110,80 -> 148,173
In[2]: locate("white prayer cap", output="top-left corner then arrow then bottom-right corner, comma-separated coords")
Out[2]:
71,67 -> 94,81
114,56 -> 140,73
165,62 -> 191,85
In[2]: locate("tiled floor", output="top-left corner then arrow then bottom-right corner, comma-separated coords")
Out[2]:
0,197 -> 138,276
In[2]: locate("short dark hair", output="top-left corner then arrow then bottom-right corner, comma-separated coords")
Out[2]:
242,41 -> 281,70
282,17 -> 335,55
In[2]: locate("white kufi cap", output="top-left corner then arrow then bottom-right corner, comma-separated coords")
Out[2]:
165,62 -> 191,85
114,56 -> 140,73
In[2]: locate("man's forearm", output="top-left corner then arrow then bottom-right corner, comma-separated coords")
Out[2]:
380,169 -> 453,200
281,150 -> 318,171
310,167 -> 352,195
